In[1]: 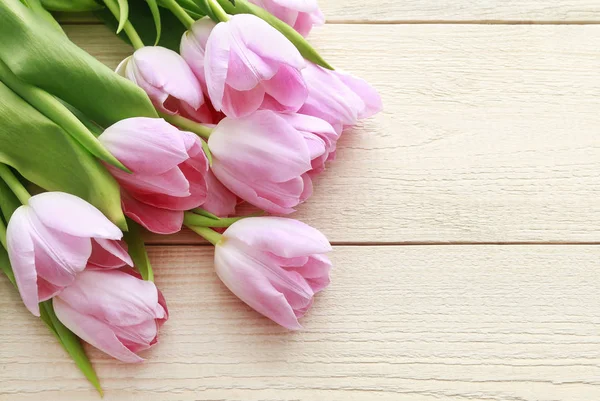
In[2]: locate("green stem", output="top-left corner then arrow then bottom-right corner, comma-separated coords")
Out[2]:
208,0 -> 230,21
103,0 -> 145,49
185,224 -> 223,246
162,0 -> 195,29
0,165 -> 31,205
160,112 -> 213,139
0,217 -> 7,250
23,0 -> 66,35
184,211 -> 245,228
191,207 -> 220,219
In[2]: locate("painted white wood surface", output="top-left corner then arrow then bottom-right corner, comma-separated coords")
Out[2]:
1,246 -> 599,401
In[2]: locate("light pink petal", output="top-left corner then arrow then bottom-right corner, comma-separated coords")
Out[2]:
57,270 -> 162,326
112,319 -> 158,353
299,173 -> 313,203
87,239 -> 132,269
99,118 -> 189,175
270,0 -> 319,13
335,70 -> 383,119
215,243 -> 302,330
28,192 -> 122,240
53,297 -> 144,363
181,17 -> 216,89
262,65 -> 308,111
208,111 -> 311,182
37,277 -> 62,302
200,169 -> 237,217
180,131 -> 210,173
110,164 -> 191,198
121,191 -> 184,234
224,216 -> 332,258
226,47 -> 278,91
205,22 -> 232,112
29,213 -> 91,287
6,207 -> 40,316
221,84 -> 266,118
211,162 -> 302,214
230,14 -> 305,70
132,46 -> 204,112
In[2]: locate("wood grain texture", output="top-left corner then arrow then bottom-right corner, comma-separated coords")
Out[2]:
64,24 -> 600,243
1,245 -> 599,400
54,1 -> 600,23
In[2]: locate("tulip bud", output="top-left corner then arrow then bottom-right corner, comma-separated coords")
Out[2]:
184,14 -> 308,118
6,192 -> 132,316
53,269 -> 168,363
99,117 -> 209,234
214,217 -> 332,329
248,0 -> 324,37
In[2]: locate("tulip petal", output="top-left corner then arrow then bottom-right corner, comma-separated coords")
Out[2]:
262,65 -> 308,111
132,46 -> 204,111
121,191 -> 184,234
270,0 -> 319,13
221,84 -> 265,118
57,270 -> 162,326
54,297 -> 144,363
88,239 -> 132,269
28,192 -> 123,240
205,22 -> 232,112
201,169 -> 237,217
99,118 -> 190,175
6,206 -> 40,316
335,70 -> 383,119
110,165 -> 191,198
181,18 -> 215,89
224,217 -> 332,258
215,243 -> 302,330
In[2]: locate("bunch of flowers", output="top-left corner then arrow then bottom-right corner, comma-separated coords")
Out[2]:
0,0 -> 380,393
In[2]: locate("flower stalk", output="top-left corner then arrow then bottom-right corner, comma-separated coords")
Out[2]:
185,224 -> 223,246
163,0 -> 195,28
0,164 -> 31,205
159,112 -> 213,139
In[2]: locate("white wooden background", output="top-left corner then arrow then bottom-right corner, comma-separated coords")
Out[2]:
1,1 -> 600,400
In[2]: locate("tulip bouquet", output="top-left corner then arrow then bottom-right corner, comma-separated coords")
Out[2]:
0,0 -> 381,394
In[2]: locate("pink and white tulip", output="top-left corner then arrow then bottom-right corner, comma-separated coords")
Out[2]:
53,269 -> 168,363
299,63 -> 382,131
208,110 -> 316,214
117,46 -> 211,121
99,117 -> 209,234
6,192 -> 131,316
249,0 -> 325,37
183,14 -> 307,118
214,217 -> 331,329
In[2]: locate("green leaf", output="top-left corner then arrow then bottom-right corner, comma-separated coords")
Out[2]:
0,82 -> 127,229
115,0 -> 130,33
21,0 -> 66,34
215,0 -> 333,69
40,0 -> 103,11
123,218 -> 154,281
192,0 -> 218,22
96,0 -> 187,51
0,60 -> 129,172
146,0 -> 162,44
0,238 -> 16,287
0,178 -> 21,223
0,0 -> 157,127
40,301 -> 103,396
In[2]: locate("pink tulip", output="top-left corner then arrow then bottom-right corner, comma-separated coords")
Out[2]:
214,217 -> 331,329
208,110 -> 315,214
53,269 -> 168,363
248,0 -> 325,37
184,14 -> 307,118
99,117 -> 209,234
299,63 -> 382,131
117,46 -> 210,120
6,192 -> 131,316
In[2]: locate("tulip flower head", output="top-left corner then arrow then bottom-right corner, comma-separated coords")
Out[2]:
299,63 -> 382,132
6,192 -> 131,316
53,269 -> 168,363
208,110 -> 315,214
213,217 -> 332,329
248,0 -> 325,37
183,14 -> 308,118
117,46 -> 211,122
99,117 -> 209,234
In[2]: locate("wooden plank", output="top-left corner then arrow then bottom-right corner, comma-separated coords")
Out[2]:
64,24 -> 600,243
54,1 -> 600,24
1,245 -> 599,400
